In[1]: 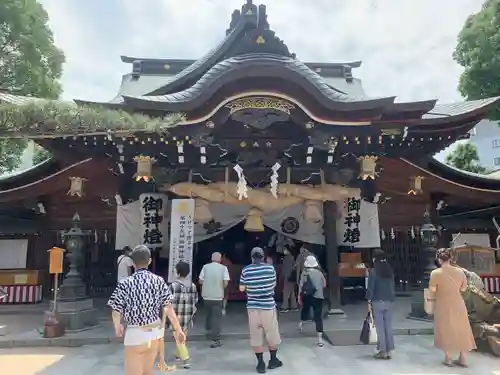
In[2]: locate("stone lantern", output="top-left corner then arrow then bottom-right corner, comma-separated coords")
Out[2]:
409,208 -> 439,320
419,209 -> 439,287
58,213 -> 99,331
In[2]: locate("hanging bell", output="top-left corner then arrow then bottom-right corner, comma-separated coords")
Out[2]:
134,156 -> 156,182
303,200 -> 322,223
358,156 -> 378,180
244,208 -> 264,232
194,199 -> 213,224
67,177 -> 87,197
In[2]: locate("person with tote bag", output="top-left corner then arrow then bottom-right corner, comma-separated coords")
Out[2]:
360,307 -> 378,345
365,249 -> 395,360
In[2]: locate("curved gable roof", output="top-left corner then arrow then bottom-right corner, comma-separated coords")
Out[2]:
122,54 -> 395,112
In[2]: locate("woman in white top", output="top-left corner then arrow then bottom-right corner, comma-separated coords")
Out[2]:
117,246 -> 134,282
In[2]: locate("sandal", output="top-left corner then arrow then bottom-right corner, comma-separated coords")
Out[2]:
453,360 -> 468,368
442,360 -> 453,367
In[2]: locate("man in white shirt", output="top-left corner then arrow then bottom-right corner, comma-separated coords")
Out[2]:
117,246 -> 134,282
198,252 -> 230,348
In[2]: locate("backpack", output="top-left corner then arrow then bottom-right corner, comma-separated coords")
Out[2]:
301,272 -> 317,297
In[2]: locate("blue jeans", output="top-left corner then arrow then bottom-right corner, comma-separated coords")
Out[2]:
372,301 -> 395,353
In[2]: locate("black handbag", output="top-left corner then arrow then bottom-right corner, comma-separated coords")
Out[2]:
359,313 -> 371,345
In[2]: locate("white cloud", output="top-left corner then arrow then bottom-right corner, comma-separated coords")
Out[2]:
38,0 -> 484,104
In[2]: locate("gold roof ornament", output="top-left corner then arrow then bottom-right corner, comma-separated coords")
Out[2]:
381,128 -> 402,136
256,35 -> 266,44
408,176 -> 425,195
134,155 -> 157,182
67,177 -> 87,198
358,156 -> 378,180
225,97 -> 295,115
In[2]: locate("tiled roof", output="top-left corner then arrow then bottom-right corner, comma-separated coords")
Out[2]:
0,92 -> 46,105
423,97 -> 500,119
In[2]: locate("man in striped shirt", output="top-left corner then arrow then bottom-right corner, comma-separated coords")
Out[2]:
240,247 -> 282,374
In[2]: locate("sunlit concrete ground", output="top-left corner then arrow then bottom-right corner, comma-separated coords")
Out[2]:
0,336 -> 498,375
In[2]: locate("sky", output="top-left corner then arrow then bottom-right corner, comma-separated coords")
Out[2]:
34,0 -> 487,161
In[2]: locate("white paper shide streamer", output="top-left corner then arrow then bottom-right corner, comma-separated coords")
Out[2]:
233,164 -> 248,200
270,162 -> 281,198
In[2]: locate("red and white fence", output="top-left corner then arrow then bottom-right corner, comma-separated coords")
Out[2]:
481,276 -> 500,294
0,285 -> 43,304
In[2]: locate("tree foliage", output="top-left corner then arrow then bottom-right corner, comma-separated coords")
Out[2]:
0,101 -> 184,137
454,0 -> 500,120
0,0 -> 64,173
445,142 -> 487,174
32,143 -> 50,165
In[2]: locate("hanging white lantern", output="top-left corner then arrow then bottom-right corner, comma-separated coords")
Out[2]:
390,228 -> 395,240
67,177 -> 87,197
270,162 -> 281,198
410,226 -> 415,239
134,155 -> 156,182
358,156 -> 378,180
381,229 -> 386,241
233,164 -> 248,200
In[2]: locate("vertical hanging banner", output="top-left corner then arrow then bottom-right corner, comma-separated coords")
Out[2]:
140,193 -> 168,251
344,197 -> 361,244
168,199 -> 195,283
336,198 -> 381,248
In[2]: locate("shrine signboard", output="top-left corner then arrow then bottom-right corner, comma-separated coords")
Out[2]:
140,193 -> 167,251
343,197 -> 361,244
168,199 -> 195,283
336,198 -> 381,248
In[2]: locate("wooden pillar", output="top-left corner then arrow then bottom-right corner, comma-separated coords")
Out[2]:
323,201 -> 343,314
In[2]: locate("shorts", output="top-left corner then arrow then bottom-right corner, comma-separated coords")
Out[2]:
124,323 -> 163,347
247,308 -> 281,347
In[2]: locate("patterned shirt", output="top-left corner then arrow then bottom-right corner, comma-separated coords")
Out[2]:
240,263 -> 276,310
168,280 -> 199,332
107,269 -> 173,326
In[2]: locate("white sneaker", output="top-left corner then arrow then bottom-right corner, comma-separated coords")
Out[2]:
317,333 -> 324,347
222,309 -> 226,316
298,322 -> 303,332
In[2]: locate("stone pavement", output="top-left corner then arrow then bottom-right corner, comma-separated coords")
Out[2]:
0,336 -> 499,375
0,298 -> 433,348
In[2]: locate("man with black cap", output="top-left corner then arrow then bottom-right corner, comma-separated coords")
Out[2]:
240,247 -> 282,374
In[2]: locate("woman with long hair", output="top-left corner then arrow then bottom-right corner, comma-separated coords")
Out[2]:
430,248 -> 476,367
366,249 -> 395,359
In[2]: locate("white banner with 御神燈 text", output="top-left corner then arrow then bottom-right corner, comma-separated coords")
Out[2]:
168,199 -> 195,283
140,193 -> 168,251
336,198 -> 380,248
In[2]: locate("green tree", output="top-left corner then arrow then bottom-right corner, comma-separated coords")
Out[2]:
0,0 -> 64,174
454,0 -> 500,120
445,142 -> 487,174
32,143 -> 51,165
